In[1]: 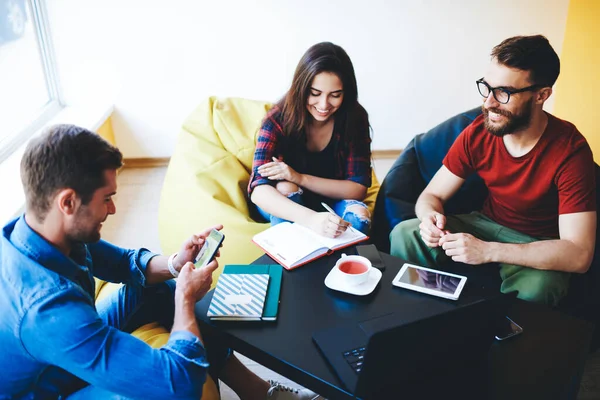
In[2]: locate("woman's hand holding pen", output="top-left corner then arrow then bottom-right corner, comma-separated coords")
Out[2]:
258,159 -> 350,237
308,212 -> 350,238
258,157 -> 302,184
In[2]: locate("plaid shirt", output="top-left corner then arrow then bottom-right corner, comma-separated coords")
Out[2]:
248,106 -> 372,196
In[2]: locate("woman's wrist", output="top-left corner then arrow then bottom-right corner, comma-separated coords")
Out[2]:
295,173 -> 306,187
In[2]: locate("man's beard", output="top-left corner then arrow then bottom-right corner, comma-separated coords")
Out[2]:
67,225 -> 101,244
67,206 -> 103,244
482,97 -> 533,137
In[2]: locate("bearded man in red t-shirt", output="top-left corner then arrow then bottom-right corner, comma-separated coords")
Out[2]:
390,35 -> 597,306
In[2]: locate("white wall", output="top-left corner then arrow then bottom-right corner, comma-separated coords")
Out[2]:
47,0 -> 570,157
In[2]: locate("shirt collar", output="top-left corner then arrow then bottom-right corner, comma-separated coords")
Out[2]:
7,214 -> 87,280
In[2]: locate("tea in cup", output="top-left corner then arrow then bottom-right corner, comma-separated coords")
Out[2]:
335,254 -> 372,286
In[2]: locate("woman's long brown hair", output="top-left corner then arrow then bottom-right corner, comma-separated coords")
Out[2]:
276,42 -> 369,143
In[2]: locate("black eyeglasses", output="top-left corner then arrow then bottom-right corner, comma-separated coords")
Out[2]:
476,78 -> 541,104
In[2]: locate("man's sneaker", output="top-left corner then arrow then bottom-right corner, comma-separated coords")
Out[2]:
265,379 -> 323,400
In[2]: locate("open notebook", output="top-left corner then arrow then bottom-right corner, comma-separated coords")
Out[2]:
252,222 -> 368,270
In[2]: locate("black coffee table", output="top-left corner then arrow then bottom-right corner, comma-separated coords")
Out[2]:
196,249 -> 593,400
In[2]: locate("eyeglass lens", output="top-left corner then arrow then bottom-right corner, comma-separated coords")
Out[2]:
477,81 -> 509,103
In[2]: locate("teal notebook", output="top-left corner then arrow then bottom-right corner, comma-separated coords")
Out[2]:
223,264 -> 283,321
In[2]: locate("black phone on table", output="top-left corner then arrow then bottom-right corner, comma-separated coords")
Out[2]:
356,244 -> 386,270
494,316 -> 523,341
194,229 -> 225,268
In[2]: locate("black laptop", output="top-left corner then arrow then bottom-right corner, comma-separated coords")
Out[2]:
312,292 -> 511,399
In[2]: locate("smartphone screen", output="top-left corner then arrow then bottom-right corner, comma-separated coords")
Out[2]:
195,229 -> 225,268
495,316 -> 523,341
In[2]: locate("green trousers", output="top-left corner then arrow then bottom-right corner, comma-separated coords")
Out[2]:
389,212 -> 570,306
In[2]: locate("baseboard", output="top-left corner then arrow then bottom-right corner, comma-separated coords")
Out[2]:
120,152 -> 400,168
372,149 -> 402,159
123,157 -> 170,168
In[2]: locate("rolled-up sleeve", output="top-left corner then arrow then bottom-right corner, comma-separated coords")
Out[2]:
248,108 -> 284,196
21,289 -> 208,399
87,240 -> 157,287
165,331 -> 210,367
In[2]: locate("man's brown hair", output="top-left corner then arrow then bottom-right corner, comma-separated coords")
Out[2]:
20,124 -> 123,221
491,35 -> 560,87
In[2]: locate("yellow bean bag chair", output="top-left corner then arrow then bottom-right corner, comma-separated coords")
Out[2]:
159,97 -> 380,285
94,280 -> 220,399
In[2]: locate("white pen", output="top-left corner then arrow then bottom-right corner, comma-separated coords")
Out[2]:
322,202 -> 351,232
321,202 -> 343,219
321,202 -> 351,231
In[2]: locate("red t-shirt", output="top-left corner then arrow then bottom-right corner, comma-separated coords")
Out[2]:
443,113 -> 596,238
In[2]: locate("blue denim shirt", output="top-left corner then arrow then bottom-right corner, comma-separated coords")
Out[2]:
0,216 -> 209,399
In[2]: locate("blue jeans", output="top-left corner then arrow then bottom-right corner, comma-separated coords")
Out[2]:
65,281 -> 229,399
257,191 -> 371,235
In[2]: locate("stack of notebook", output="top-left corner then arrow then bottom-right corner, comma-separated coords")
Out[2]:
207,264 -> 283,321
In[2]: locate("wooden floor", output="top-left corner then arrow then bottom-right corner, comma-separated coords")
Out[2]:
102,162 -> 600,400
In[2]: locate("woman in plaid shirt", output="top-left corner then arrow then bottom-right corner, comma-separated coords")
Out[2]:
249,42 -> 372,238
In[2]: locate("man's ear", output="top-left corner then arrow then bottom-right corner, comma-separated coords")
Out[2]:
536,87 -> 552,104
56,189 -> 79,215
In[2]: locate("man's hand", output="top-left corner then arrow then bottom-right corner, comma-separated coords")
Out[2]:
439,233 -> 491,265
173,225 -> 224,270
308,212 -> 350,238
419,211 -> 448,248
257,157 -> 302,184
175,260 -> 219,303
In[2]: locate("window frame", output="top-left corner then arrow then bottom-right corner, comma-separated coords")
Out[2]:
0,0 -> 64,163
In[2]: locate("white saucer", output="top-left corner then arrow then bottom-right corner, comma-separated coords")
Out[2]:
324,266 -> 383,296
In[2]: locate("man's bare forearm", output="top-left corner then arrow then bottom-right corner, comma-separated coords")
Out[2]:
415,192 -> 445,220
487,239 -> 593,273
145,255 -> 179,285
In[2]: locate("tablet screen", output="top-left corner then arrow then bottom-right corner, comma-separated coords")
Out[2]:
396,265 -> 461,296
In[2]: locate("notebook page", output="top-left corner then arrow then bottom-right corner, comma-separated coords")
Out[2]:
253,222 -> 326,266
310,225 -> 366,250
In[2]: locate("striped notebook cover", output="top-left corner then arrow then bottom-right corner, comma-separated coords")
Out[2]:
207,274 -> 270,319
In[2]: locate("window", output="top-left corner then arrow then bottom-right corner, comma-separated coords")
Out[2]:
0,0 -> 63,162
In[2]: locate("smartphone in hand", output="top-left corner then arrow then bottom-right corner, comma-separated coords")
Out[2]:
195,229 -> 225,268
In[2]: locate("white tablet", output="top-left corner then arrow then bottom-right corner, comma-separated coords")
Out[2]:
392,263 -> 467,300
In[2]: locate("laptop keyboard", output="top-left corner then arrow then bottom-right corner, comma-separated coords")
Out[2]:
343,347 -> 366,374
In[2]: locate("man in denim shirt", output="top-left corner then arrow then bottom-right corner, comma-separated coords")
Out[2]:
0,125 -> 320,399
